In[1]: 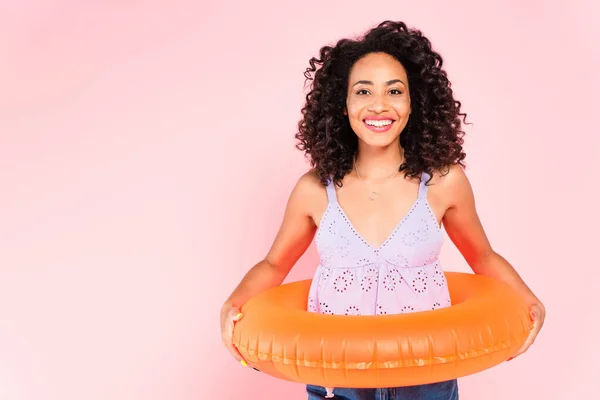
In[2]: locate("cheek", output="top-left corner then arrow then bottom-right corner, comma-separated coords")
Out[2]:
346,99 -> 364,118
392,99 -> 411,115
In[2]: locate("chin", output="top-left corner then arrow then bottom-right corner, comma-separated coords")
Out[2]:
359,132 -> 401,148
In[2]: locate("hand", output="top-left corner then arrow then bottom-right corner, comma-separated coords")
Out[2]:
220,303 -> 248,367
508,302 -> 545,361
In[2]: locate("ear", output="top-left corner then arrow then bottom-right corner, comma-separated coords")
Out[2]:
343,107 -> 347,115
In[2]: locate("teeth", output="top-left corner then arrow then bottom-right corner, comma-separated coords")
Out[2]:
365,119 -> 393,127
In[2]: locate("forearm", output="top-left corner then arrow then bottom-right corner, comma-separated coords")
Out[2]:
471,251 -> 542,305
222,259 -> 287,310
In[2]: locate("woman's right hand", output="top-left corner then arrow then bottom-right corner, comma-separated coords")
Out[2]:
220,303 -> 247,366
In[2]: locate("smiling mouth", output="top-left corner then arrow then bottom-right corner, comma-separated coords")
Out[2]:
363,118 -> 395,132
363,119 -> 394,127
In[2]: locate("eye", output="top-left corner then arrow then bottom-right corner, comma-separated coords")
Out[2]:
389,89 -> 403,95
356,89 -> 369,95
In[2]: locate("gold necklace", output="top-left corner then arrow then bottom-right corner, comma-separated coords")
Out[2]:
353,156 -> 401,201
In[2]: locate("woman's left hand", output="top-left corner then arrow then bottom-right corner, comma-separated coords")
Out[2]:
507,302 -> 545,361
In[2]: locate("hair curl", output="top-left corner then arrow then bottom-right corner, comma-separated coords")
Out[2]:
295,20 -> 469,187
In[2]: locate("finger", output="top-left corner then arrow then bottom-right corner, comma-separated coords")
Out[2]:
222,322 -> 241,359
508,331 -> 534,360
510,320 -> 540,360
225,339 -> 245,363
232,312 -> 243,322
229,313 -> 244,355
519,331 -> 536,354
527,315 -> 541,343
232,347 -> 251,368
227,321 -> 251,367
221,334 -> 241,360
530,310 -> 539,327
224,309 -> 254,369
508,308 -> 541,361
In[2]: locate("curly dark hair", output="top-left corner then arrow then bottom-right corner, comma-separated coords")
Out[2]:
295,20 -> 469,187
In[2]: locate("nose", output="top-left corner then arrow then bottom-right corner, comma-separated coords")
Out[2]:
367,94 -> 389,113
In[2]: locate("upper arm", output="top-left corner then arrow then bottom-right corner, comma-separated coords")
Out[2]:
264,170 -> 324,276
440,164 -> 494,270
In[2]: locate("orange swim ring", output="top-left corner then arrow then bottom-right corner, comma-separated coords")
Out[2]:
232,271 -> 532,388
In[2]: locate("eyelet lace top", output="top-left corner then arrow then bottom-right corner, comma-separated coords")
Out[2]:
307,172 -> 452,317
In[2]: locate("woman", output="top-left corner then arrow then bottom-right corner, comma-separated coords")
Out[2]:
220,20 -> 545,399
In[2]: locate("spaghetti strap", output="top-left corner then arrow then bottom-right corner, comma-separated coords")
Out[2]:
418,171 -> 431,199
325,178 -> 338,203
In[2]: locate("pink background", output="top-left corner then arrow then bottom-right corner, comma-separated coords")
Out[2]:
1,1 -> 598,399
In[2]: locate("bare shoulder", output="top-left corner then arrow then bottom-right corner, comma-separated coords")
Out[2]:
288,169 -> 328,220
429,163 -> 469,187
291,169 -> 326,202
294,169 -> 325,193
427,163 -> 474,211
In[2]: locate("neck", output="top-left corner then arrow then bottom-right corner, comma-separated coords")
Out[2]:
353,145 -> 404,181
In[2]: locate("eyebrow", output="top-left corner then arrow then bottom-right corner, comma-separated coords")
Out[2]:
352,79 -> 406,88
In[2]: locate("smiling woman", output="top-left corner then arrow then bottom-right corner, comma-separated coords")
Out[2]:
220,20 -> 545,400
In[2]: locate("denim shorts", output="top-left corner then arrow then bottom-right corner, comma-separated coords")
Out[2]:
306,379 -> 458,400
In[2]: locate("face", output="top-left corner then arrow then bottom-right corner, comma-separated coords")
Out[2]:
344,52 -> 411,149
